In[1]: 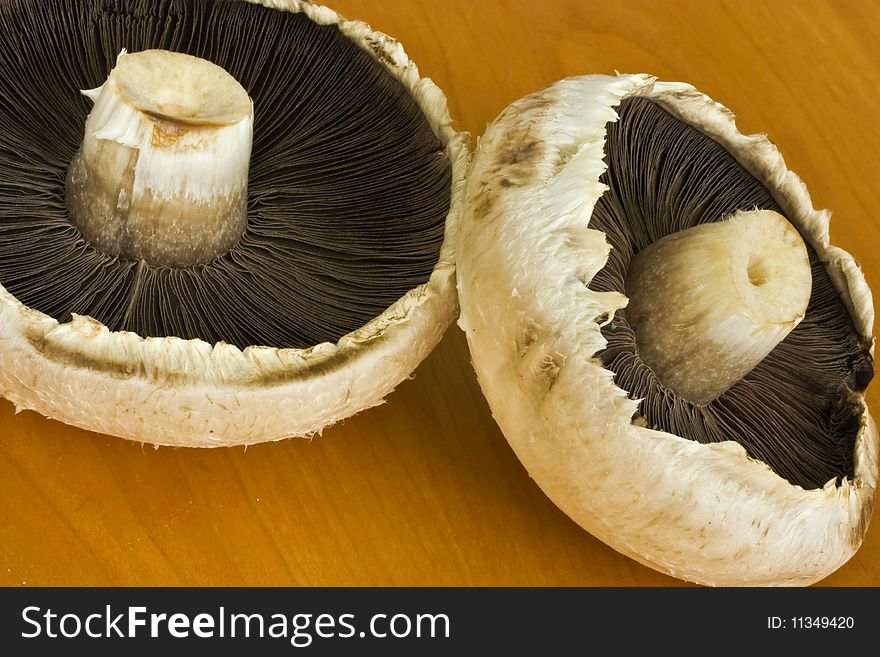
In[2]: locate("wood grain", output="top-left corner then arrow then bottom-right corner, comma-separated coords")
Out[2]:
1,0 -> 879,587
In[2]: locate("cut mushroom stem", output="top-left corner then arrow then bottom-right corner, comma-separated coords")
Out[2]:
66,49 -> 253,267
625,209 -> 812,404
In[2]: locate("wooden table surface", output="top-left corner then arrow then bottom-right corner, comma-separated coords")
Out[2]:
2,0 -> 879,587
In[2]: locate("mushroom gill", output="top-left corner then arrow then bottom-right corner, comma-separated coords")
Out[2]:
589,97 -> 873,490
457,73 -> 877,586
0,0 -> 467,446
0,0 -> 451,350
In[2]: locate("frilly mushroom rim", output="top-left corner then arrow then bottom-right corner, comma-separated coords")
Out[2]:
0,0 -> 469,447
457,73 -> 878,586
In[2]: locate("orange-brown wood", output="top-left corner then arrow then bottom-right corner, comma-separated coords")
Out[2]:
2,0 -> 878,586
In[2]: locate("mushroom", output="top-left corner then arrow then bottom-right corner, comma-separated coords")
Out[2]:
457,74 -> 877,586
0,0 -> 468,446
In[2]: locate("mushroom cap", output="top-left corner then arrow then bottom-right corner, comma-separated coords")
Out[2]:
457,73 -> 878,586
0,0 -> 469,446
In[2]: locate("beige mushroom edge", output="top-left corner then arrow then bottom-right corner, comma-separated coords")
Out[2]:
456,73 -> 878,586
0,0 -> 470,447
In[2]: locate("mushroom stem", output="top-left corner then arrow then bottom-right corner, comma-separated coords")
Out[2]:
624,209 -> 812,404
66,49 -> 253,267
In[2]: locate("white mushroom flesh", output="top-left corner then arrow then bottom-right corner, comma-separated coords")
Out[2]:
66,49 -> 253,267
626,209 -> 812,403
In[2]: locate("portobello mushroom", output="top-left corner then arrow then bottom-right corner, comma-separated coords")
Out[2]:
0,0 -> 468,445
457,74 -> 877,586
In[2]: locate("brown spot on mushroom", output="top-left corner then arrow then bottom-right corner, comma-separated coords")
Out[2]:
470,183 -> 500,221
499,138 -> 540,166
488,131 -> 545,188
534,351 -> 563,394
364,34 -> 400,69
26,334 -> 144,382
509,94 -> 554,115
554,142 -> 580,171
515,321 -> 563,396
148,115 -> 192,148
515,319 -> 540,359
25,326 -> 388,388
